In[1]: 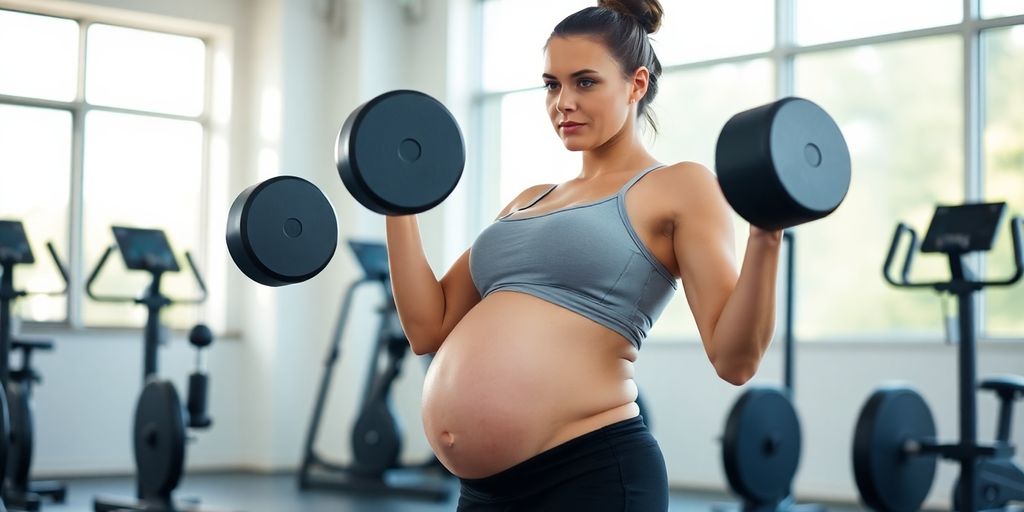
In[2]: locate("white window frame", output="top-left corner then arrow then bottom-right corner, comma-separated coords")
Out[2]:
472,0 -> 1024,342
0,5 -> 218,330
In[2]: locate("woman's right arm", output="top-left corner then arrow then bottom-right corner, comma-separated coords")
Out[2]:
388,215 -> 494,355
385,184 -> 551,355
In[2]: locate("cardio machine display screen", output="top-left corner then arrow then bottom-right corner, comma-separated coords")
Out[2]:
921,202 -> 1006,254
348,240 -> 389,280
0,220 -> 34,264
112,226 -> 180,272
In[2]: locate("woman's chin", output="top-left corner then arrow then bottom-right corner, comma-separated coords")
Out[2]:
561,138 -> 589,152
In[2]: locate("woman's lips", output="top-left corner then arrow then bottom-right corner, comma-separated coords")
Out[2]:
560,122 -> 584,134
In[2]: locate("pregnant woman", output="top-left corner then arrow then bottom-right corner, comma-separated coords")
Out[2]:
385,1 -> 782,510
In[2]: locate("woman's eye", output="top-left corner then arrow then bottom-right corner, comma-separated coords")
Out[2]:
579,78 -> 596,88
544,82 -> 559,91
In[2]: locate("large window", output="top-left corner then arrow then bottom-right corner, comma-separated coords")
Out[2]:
983,25 -> 1024,337
476,1 -> 1024,342
0,9 -> 210,329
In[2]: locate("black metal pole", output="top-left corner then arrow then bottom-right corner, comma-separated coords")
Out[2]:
0,263 -> 14,385
142,273 -> 164,381
783,232 -> 795,395
950,254 -> 976,512
362,279 -> 392,409
299,278 -> 369,485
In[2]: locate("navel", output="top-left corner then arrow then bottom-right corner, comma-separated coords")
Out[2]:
439,431 -> 456,448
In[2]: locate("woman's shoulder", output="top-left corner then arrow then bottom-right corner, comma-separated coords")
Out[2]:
645,161 -> 717,194
655,160 -> 714,181
638,161 -> 726,216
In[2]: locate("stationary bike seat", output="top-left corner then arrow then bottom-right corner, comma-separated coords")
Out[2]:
980,375 -> 1024,401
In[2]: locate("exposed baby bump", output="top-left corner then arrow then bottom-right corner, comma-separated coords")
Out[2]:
422,356 -> 553,477
420,292 -> 641,478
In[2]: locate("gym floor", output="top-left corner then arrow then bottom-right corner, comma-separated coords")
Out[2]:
28,472 -> 871,512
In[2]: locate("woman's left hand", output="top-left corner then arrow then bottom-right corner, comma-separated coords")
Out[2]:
749,224 -> 783,244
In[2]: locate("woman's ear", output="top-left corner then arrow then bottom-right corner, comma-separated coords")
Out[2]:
631,66 -> 650,103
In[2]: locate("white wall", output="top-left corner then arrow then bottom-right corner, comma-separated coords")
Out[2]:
639,339 -> 1024,509
5,0 -> 1024,510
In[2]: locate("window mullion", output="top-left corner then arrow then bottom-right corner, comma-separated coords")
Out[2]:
67,18 -> 90,329
963,0 -> 986,338
775,0 -> 796,99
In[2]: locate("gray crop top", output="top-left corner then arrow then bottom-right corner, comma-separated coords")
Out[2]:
469,164 -> 680,349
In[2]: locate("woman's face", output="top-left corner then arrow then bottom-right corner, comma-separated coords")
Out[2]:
543,35 -> 645,152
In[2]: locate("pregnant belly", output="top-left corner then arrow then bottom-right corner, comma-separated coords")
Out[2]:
421,291 -> 640,478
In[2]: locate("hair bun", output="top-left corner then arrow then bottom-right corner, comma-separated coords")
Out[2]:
597,0 -> 663,34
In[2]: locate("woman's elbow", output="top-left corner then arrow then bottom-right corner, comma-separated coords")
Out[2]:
407,334 -> 441,355
713,359 -> 758,386
403,325 -> 442,355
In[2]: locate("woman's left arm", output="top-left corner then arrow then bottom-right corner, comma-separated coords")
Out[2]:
705,227 -> 782,384
668,163 -> 783,385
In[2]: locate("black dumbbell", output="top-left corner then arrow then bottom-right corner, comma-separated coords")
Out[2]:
225,92 -> 850,287
716,97 -> 851,230
226,90 -> 464,287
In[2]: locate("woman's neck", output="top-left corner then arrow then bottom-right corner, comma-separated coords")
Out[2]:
579,125 -> 656,180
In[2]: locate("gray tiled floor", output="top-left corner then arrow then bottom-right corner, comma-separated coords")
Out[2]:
23,472 -> 863,512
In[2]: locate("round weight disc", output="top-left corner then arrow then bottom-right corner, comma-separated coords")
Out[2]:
226,176 -> 338,287
716,97 -> 851,230
721,387 -> 801,502
852,386 -> 937,512
6,385 -> 33,484
351,402 -> 402,474
336,90 -> 465,215
134,380 -> 186,497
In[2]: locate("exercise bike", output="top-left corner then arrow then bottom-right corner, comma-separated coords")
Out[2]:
716,232 -> 823,512
298,240 -> 453,501
853,202 -> 1024,511
86,226 -> 227,512
0,220 -> 69,511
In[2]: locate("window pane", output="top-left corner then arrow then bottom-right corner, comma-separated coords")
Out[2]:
646,60 -> 774,341
983,26 -> 1024,337
86,24 -> 205,116
490,89 -> 581,208
794,36 -> 963,340
0,105 -> 71,322
482,0 -> 598,92
982,0 -> 1024,18
655,1 -> 773,65
796,0 -> 961,46
82,111 -> 203,329
0,10 -> 78,101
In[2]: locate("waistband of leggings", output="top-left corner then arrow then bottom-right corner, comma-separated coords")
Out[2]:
458,415 -> 648,499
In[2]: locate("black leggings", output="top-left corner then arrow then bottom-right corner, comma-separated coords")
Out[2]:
457,416 -> 668,511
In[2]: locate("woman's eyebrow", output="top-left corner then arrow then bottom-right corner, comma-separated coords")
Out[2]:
542,69 -> 600,80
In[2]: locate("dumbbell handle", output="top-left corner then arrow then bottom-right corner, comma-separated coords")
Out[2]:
187,371 -> 213,429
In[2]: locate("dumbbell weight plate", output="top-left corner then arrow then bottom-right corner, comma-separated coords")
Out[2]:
336,90 -> 465,215
721,387 -> 801,502
226,176 -> 338,287
716,97 -> 851,231
852,386 -> 937,512
134,380 -> 186,497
